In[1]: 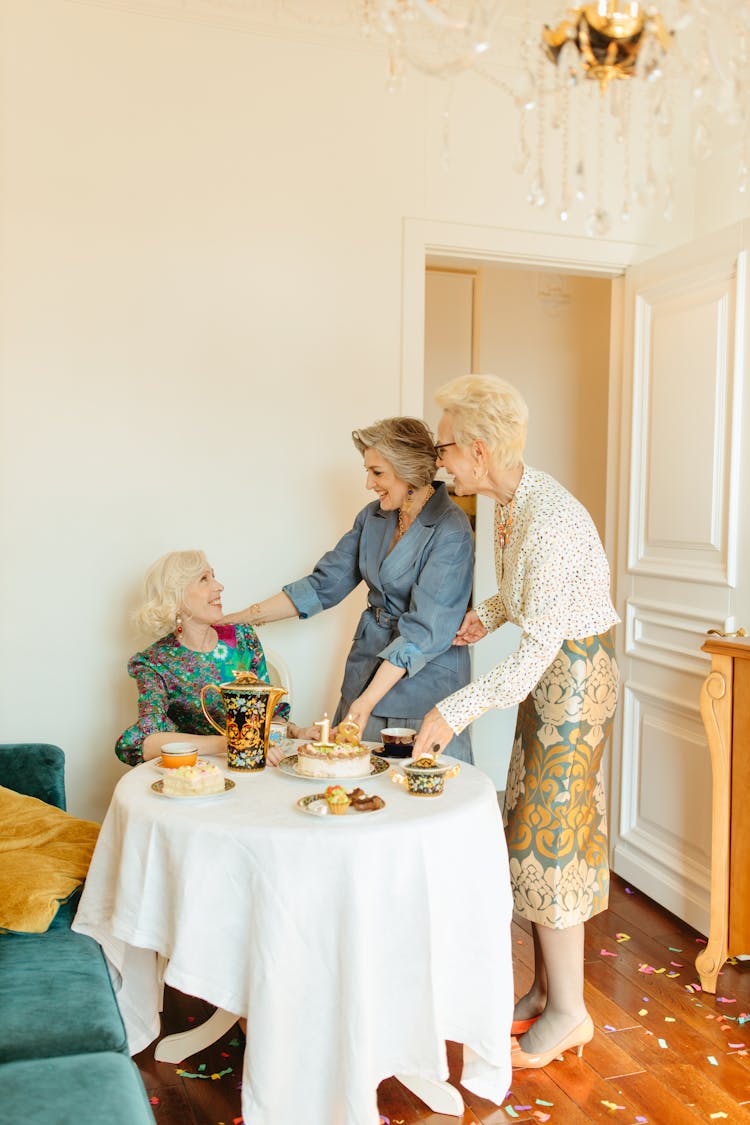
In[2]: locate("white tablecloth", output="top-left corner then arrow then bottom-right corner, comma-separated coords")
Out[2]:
73,751 -> 513,1125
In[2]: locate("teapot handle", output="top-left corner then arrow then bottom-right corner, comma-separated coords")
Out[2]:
200,684 -> 227,736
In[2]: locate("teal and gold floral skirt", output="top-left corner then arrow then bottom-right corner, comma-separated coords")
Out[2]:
503,630 -> 619,929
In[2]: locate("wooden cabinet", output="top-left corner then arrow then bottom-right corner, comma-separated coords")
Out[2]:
697,635 -> 750,992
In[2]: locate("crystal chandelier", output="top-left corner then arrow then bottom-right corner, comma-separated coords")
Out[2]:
479,1 -> 750,233
275,2 -> 750,232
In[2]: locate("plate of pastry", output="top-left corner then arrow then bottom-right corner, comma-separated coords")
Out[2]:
297,787 -> 386,819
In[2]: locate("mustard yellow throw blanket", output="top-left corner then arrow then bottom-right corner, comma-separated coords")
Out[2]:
0,785 -> 100,933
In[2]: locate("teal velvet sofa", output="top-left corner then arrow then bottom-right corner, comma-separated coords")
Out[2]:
0,743 -> 156,1125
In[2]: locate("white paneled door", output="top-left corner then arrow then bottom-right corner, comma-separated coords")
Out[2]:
610,223 -> 750,934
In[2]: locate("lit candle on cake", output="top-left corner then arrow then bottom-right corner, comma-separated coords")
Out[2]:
315,714 -> 331,745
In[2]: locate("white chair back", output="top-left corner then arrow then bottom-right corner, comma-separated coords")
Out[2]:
264,648 -> 292,703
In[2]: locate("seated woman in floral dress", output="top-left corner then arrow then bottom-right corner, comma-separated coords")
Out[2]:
116,549 -> 310,766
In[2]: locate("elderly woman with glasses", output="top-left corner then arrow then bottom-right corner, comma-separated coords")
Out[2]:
223,417 -> 475,763
414,375 -> 620,1071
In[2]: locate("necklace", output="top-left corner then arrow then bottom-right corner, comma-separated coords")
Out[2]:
395,485 -> 434,542
497,497 -> 514,550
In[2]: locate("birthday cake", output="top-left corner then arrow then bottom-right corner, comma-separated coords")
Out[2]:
296,718 -> 371,779
162,760 -> 226,797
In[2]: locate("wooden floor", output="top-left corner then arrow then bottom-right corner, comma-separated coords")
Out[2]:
134,874 -> 750,1124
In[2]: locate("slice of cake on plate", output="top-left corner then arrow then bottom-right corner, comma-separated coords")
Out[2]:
162,760 -> 226,797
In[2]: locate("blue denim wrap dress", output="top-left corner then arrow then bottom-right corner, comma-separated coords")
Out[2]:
283,481 -> 475,762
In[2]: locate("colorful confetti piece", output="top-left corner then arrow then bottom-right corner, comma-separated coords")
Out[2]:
709,1113 -> 728,1119
639,1008 -> 648,1016
708,1055 -> 719,1066
601,949 -> 618,957
533,1115 -> 551,1123
536,1100 -> 554,1106
616,932 -> 631,942
717,997 -> 736,1004
504,1107 -> 519,1119
658,1038 -> 668,1049
602,1100 -> 625,1110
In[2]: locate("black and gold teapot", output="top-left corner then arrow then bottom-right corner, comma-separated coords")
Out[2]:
201,670 -> 287,772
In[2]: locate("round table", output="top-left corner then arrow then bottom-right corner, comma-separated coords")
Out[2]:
73,748 -> 513,1125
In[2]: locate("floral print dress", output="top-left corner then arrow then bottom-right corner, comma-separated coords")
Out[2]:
116,624 -> 289,767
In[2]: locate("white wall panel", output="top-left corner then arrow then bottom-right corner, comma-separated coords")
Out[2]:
629,270 -> 737,584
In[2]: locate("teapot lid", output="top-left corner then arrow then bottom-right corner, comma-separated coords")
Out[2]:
223,669 -> 287,696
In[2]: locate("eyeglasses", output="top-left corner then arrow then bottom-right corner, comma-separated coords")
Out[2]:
434,442 -> 457,458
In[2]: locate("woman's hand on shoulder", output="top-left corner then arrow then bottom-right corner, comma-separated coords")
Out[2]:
219,606 -> 258,626
453,609 -> 487,646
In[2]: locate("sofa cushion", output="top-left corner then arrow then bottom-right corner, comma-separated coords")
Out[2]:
0,1051 -> 156,1125
0,743 -> 67,810
0,785 -> 100,934
0,927 -> 129,1062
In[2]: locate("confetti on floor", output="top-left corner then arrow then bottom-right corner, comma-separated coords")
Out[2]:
708,1055 -> 719,1066
658,1038 -> 668,1049
601,949 -> 618,957
601,1099 -> 626,1110
616,932 -> 631,942
536,1100 -> 554,1106
504,1107 -> 519,1118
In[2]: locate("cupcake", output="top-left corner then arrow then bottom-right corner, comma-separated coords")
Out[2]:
325,785 -> 351,816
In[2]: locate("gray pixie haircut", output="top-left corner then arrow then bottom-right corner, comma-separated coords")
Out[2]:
351,417 -> 437,488
435,374 -> 528,470
133,549 -> 209,639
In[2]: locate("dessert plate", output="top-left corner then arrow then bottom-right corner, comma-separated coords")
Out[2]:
296,793 -> 386,819
150,778 -> 235,800
278,753 -> 389,781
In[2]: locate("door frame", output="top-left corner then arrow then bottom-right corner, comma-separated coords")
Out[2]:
399,215 -> 636,822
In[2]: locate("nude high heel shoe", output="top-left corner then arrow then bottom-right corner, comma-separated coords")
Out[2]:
510,1014 -> 594,1070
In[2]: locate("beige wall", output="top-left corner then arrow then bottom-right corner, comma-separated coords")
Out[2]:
0,1 -> 682,819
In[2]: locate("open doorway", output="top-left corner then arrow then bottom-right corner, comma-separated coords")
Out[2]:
423,260 -> 613,789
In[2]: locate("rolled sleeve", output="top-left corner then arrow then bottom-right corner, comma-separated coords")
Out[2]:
282,576 -> 325,620
378,638 -> 426,677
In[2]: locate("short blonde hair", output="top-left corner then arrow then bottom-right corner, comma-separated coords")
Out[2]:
435,374 -> 528,470
133,550 -> 209,639
351,417 -> 436,488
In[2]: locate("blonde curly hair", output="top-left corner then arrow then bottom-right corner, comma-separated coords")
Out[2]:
133,549 -> 209,639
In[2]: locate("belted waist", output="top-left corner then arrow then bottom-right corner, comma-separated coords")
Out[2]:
368,605 -> 400,629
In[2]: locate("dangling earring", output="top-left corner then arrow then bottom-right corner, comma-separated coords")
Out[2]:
175,613 -> 184,636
